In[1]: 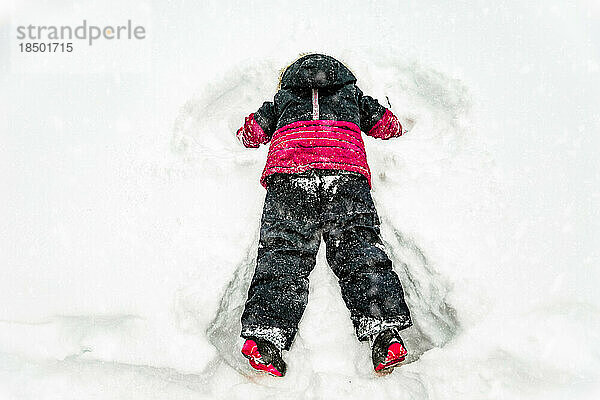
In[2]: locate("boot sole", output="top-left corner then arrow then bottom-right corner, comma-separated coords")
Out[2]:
375,356 -> 406,373
243,354 -> 284,377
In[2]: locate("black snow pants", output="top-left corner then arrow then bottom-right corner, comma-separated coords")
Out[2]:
241,169 -> 412,350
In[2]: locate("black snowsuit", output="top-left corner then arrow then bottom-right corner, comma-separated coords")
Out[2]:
240,54 -> 412,351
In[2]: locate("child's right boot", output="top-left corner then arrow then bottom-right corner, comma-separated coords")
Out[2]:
370,328 -> 408,373
241,337 -> 287,377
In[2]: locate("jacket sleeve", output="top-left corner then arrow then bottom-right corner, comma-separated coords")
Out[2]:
357,87 -> 403,140
236,101 -> 277,148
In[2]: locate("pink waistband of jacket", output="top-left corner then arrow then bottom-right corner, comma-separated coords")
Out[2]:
261,120 -> 372,188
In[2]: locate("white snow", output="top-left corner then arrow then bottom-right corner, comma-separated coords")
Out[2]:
1,0 -> 599,399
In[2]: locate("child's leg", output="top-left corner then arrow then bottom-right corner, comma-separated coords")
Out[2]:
241,173 -> 322,351
321,173 -> 412,341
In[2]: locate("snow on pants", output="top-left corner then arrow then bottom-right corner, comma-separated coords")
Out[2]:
241,169 -> 412,350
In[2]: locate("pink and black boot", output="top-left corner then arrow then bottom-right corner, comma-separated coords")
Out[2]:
371,328 -> 408,373
241,337 -> 287,377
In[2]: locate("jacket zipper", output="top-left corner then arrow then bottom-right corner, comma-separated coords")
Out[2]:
312,88 -> 319,120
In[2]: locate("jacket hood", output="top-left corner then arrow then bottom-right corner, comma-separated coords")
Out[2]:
279,54 -> 356,89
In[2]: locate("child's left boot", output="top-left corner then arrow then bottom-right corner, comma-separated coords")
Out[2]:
371,328 -> 408,372
241,337 -> 287,377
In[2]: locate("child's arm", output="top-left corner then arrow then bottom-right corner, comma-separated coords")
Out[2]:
357,87 -> 405,140
236,101 -> 277,148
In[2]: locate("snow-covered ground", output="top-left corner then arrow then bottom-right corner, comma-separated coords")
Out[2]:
1,1 -> 599,399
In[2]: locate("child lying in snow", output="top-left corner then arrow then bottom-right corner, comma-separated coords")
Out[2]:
236,54 -> 412,376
